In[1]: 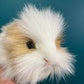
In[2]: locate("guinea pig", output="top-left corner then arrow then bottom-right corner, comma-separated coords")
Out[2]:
0,5 -> 75,84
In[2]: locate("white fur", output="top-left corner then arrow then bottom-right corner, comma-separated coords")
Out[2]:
0,5 -> 74,84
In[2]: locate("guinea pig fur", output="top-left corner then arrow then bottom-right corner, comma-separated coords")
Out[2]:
0,5 -> 75,84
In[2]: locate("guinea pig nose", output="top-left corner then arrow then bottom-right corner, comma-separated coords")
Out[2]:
44,58 -> 50,64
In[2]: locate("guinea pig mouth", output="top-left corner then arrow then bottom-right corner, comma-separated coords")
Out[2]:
38,64 -> 58,80
42,64 -> 56,74
44,62 -> 60,70
42,63 -> 61,76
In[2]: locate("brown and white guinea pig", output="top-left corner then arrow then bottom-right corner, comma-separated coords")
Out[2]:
0,5 -> 75,84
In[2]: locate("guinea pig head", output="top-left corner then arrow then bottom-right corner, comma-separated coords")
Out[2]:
0,6 -> 74,84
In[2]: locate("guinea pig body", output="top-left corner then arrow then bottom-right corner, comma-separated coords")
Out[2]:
0,5 -> 74,84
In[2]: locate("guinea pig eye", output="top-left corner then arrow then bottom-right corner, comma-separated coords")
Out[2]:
26,41 -> 35,49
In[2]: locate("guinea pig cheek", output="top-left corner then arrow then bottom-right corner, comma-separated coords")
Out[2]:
53,47 -> 74,77
12,51 -> 50,82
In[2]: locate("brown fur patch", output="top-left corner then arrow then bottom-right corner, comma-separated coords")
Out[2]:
56,34 -> 63,49
4,23 -> 35,61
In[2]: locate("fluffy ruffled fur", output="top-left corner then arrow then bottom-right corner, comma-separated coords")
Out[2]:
0,5 -> 75,84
